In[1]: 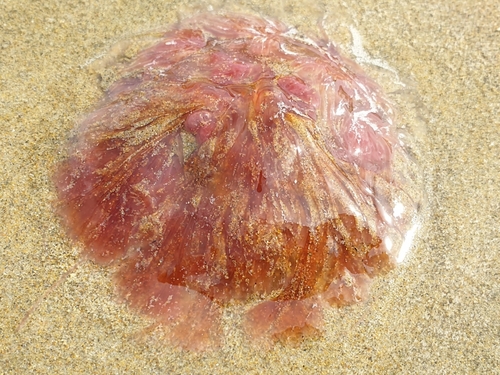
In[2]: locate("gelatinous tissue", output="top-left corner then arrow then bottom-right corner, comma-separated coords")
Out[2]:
55,13 -> 424,350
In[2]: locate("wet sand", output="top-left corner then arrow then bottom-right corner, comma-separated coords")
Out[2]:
1,0 -> 499,373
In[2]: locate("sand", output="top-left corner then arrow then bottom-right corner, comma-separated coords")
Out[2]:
1,0 -> 499,373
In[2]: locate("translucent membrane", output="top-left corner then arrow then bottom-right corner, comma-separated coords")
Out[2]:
55,13 -> 423,350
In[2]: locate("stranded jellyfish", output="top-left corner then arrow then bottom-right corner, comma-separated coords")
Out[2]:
55,13 -> 423,350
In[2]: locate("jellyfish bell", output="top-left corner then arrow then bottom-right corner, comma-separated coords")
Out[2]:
54,13 -> 424,349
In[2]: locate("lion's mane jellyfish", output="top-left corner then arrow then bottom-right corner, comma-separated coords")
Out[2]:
55,13 -> 423,350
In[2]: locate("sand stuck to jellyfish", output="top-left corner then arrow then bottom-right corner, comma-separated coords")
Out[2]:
54,13 -> 424,350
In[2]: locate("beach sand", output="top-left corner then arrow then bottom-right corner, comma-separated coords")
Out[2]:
1,0 -> 499,373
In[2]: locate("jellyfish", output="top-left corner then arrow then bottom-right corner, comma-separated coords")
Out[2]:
55,13 -> 422,350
